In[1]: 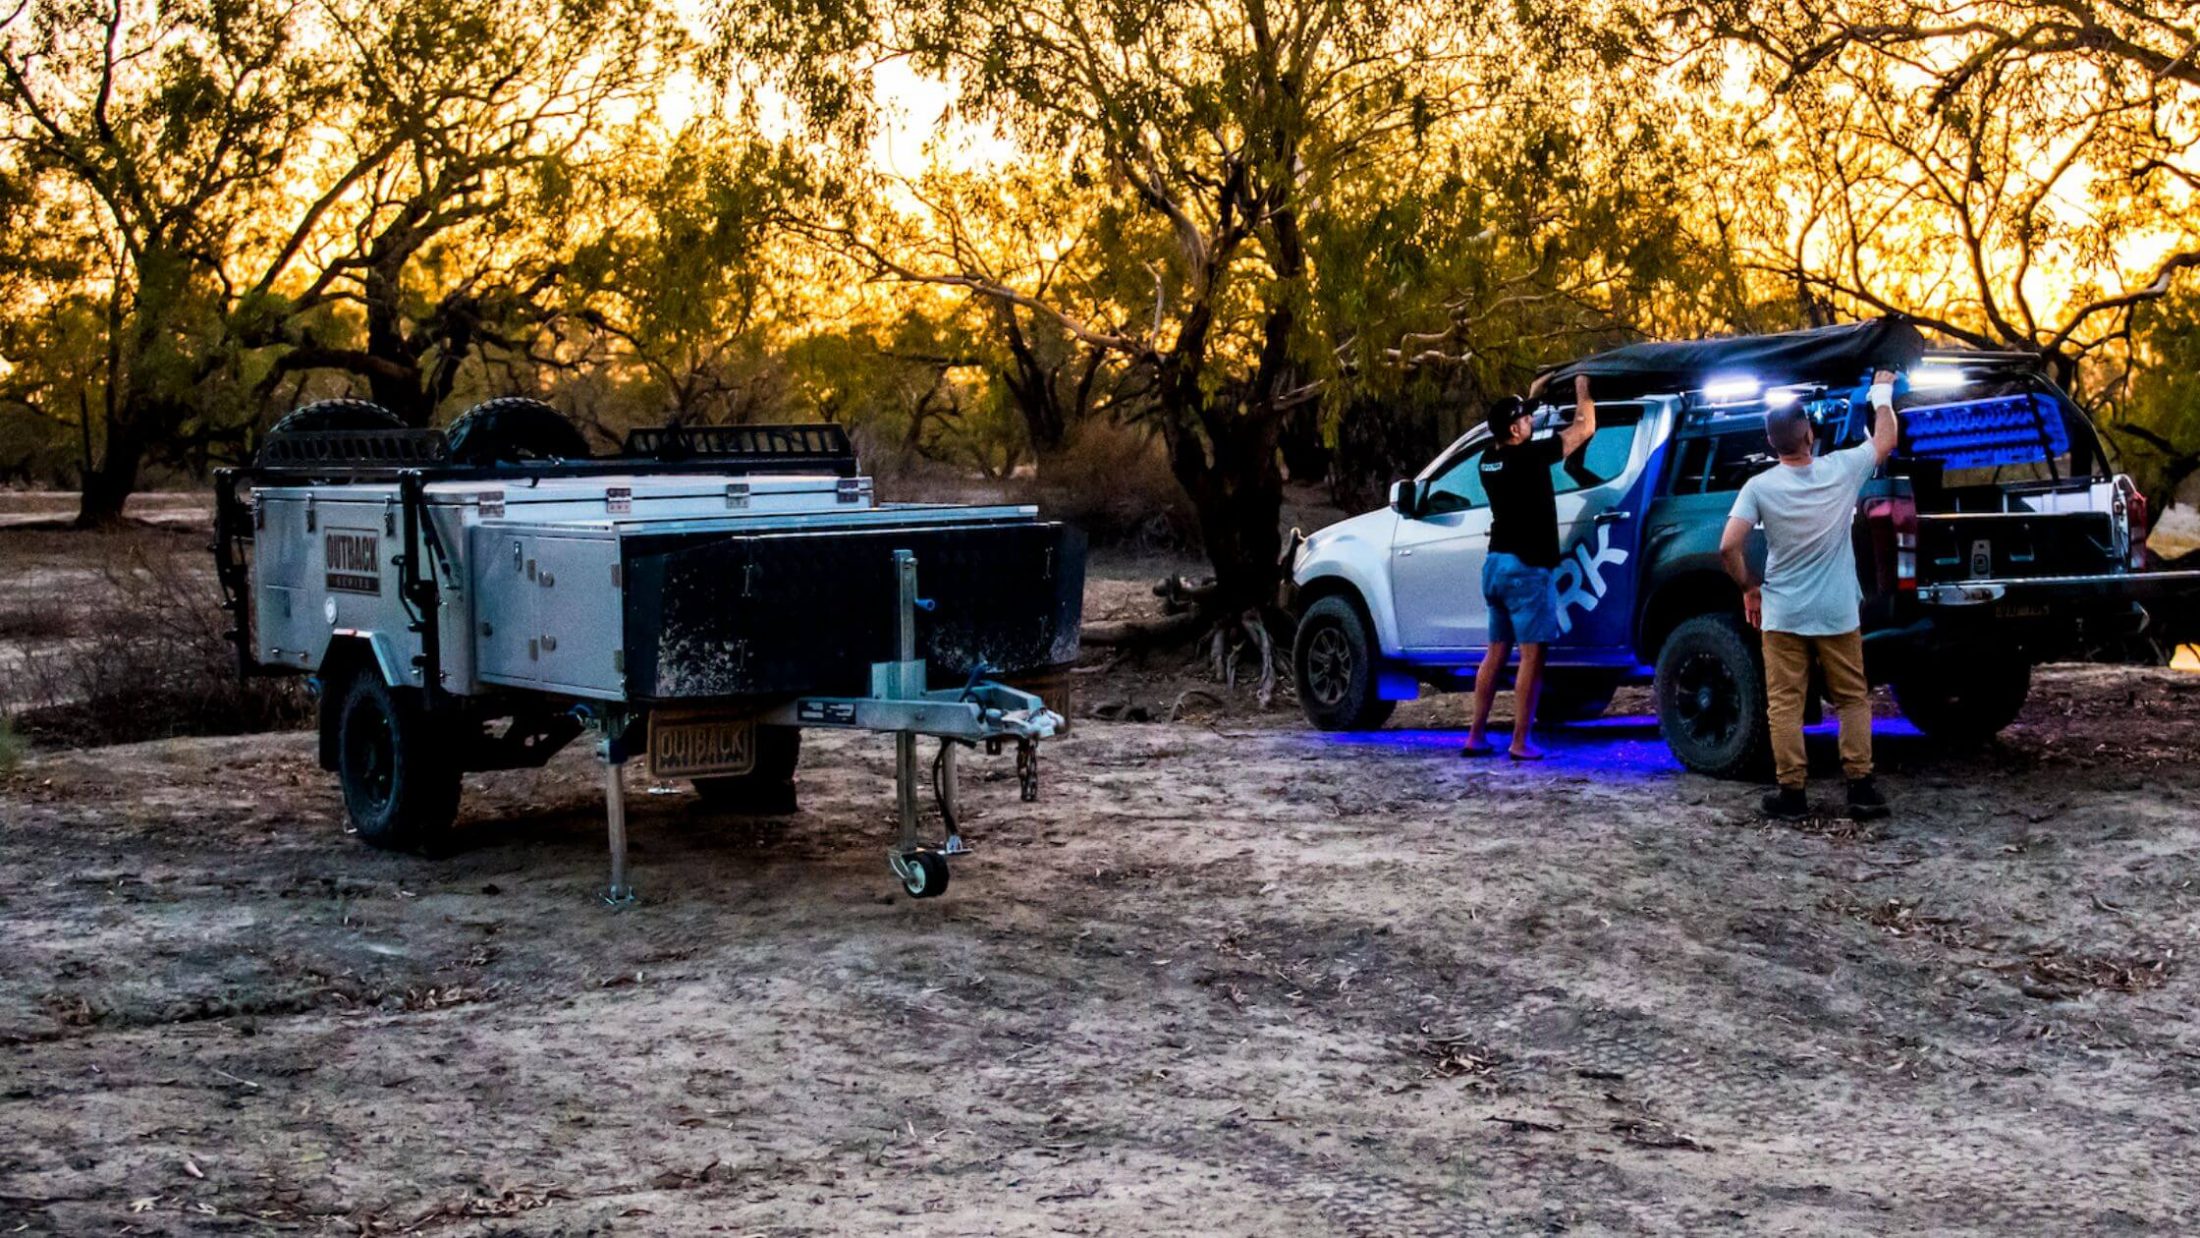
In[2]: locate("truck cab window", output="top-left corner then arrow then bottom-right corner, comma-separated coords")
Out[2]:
1544,404 -> 1642,495
1420,444 -> 1492,515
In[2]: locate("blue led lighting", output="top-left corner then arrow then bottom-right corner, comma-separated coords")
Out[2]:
1902,394 -> 2068,470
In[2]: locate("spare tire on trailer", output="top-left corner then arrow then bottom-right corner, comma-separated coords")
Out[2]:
267,399 -> 402,438
446,398 -> 591,467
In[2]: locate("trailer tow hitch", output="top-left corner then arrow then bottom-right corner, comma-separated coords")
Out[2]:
575,550 -> 1059,905
757,549 -> 1062,900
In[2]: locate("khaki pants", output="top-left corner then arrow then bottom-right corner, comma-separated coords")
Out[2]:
1762,629 -> 1873,789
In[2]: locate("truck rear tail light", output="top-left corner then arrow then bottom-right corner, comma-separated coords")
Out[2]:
2112,475 -> 2148,570
1862,492 -> 1919,593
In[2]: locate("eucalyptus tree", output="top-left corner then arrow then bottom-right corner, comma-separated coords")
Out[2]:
722,0 -> 1533,617
1678,1 -> 2200,377
0,0 -> 355,523
256,0 -> 684,426
1672,0 -> 2200,503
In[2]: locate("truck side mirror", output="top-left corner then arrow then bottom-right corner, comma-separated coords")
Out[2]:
1388,479 -> 1416,518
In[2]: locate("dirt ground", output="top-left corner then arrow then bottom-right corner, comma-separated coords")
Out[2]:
5,490 -> 2200,1234
3,653 -> 2198,1234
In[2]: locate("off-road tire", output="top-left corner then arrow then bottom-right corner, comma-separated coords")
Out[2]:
335,671 -> 462,850
1535,672 -> 1618,727
1655,613 -> 1772,780
693,725 -> 802,815
1894,652 -> 2030,744
446,397 -> 591,467
1293,594 -> 1395,731
268,399 -> 401,437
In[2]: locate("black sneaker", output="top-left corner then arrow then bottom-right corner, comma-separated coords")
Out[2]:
1762,787 -> 1809,819
1846,777 -> 1890,821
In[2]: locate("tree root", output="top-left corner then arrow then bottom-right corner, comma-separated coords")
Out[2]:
1080,577 -> 1293,712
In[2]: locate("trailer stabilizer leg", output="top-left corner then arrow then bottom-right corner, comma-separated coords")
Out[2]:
600,743 -> 636,907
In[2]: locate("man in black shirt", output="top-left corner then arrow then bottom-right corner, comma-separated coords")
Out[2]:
1463,374 -> 1598,759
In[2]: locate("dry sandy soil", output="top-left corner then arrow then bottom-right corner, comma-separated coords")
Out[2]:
4,658 -> 2200,1235
4,489 -> 2200,1234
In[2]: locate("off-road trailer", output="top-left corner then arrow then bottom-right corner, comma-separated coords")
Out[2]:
214,400 -> 1085,902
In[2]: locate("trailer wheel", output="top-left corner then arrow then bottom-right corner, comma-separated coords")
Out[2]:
693,725 -> 801,815
1293,594 -> 1395,731
336,672 -> 461,849
1894,652 -> 2030,744
446,397 -> 591,466
1655,613 -> 1771,780
900,850 -> 949,899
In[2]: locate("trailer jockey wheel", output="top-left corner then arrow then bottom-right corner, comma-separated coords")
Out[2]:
898,849 -> 950,899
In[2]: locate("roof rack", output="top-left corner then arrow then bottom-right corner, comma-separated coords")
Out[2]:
256,428 -> 451,470
246,421 -> 860,482
620,423 -> 857,476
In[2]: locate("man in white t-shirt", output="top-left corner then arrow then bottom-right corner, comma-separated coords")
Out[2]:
1720,369 -> 1900,821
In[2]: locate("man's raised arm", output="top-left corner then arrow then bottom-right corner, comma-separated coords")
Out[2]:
1867,368 -> 1899,465
1559,374 -> 1598,455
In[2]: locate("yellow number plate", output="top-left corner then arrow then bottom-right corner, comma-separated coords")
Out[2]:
647,713 -> 756,779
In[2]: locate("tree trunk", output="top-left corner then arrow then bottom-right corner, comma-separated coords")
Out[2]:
74,419 -> 145,527
1166,401 -> 1286,614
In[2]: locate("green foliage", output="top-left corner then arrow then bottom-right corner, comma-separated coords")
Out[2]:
2114,290 -> 2200,506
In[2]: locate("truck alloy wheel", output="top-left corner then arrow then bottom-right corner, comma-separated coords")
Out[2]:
1292,594 -> 1395,731
1655,614 -> 1771,780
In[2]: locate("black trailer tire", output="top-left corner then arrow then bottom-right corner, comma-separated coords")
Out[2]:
336,671 -> 461,850
1894,653 -> 2031,744
1294,594 -> 1395,731
1655,613 -> 1772,780
693,725 -> 801,815
268,399 -> 401,437
446,397 -> 591,466
1535,673 -> 1618,727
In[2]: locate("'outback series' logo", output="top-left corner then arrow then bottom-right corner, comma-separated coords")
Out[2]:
324,528 -> 381,595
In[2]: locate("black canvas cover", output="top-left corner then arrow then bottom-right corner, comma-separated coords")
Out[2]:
1536,317 -> 1928,401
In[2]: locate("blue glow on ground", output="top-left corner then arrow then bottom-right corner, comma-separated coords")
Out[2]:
1308,714 -> 1928,781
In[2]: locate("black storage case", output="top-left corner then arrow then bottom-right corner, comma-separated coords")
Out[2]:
622,519 -> 1087,702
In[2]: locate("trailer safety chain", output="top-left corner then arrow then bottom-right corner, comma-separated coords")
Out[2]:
1016,739 -> 1040,803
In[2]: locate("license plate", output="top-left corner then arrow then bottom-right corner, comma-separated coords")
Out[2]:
1996,603 -> 2051,621
647,713 -> 755,779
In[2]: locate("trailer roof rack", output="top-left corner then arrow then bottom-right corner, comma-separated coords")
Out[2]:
256,428 -> 452,470
247,421 -> 858,481
620,423 -> 857,476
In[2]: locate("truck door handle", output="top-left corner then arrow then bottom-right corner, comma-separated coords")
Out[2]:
1594,510 -> 1633,527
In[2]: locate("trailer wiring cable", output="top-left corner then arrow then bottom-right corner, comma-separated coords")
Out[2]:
932,737 -> 976,836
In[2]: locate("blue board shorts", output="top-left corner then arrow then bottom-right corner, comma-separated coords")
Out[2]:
1482,552 -> 1561,645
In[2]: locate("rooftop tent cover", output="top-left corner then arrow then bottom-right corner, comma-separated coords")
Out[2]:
1535,317 -> 1929,401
